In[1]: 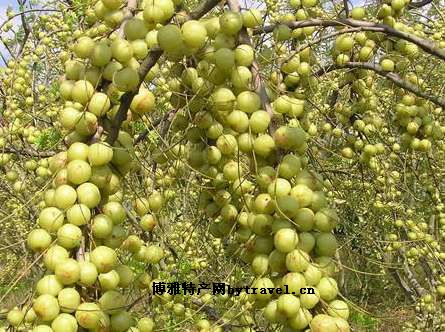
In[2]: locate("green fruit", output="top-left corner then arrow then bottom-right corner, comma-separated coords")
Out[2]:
39,207 -> 64,233
54,184 -> 77,209
219,11 -> 242,35
27,229 -> 52,252
268,178 -> 292,197
76,182 -> 101,208
286,249 -> 310,272
110,310 -> 132,332
67,160 -> 92,184
111,38 -> 134,63
91,42 -> 112,67
33,294 -> 60,321
74,36 -> 95,58
381,58 -> 395,71
137,317 -> 155,332
157,24 -> 182,53
55,258 -> 80,285
242,9 -> 263,28
66,204 -> 91,226
75,302 -> 103,329
58,288 -> 81,313
277,294 -> 300,318
57,224 -> 82,249
67,142 -> 89,161
315,232 -> 337,257
235,44 -> 254,67
72,80 -> 94,104
215,48 -> 235,71
274,228 -> 298,253
114,67 -> 139,92
7,308 -> 25,327
92,214 -> 114,239
51,313 -> 78,332
99,270 -> 121,290
88,142 -> 113,166
79,261 -> 98,286
44,245 -> 69,271
250,110 -> 270,133
317,277 -> 339,301
88,92 -> 111,116
253,134 -> 275,157
351,7 -> 365,19
130,91 -> 155,114
91,246 -> 118,273
181,20 -> 207,49
36,274 -> 63,296
99,290 -> 126,314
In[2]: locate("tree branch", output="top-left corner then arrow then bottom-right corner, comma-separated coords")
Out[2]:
408,0 -> 433,9
316,62 -> 445,108
227,0 -> 275,132
106,0 -> 221,145
255,18 -> 445,61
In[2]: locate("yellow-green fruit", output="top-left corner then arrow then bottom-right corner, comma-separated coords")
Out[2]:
66,204 -> 91,226
58,288 -> 81,313
7,308 -> 25,327
55,258 -> 80,285
79,261 -> 98,286
33,294 -> 60,321
91,246 -> 118,273
51,313 -> 78,332
57,223 -> 82,249
67,160 -> 92,184
111,38 -> 134,63
219,11 -> 242,36
67,142 -> 89,161
72,80 -> 94,104
76,182 -> 101,208
130,91 -> 155,114
74,36 -> 95,59
75,302 -> 103,329
91,42 -> 112,67
181,20 -> 207,49
137,317 -> 155,332
124,18 -> 148,40
88,92 -> 111,116
88,142 -> 113,166
38,207 -> 64,233
27,228 -> 52,252
114,67 -> 139,92
242,9 -> 263,28
54,184 -> 77,209
99,290 -> 126,314
36,274 -> 63,296
44,245 -> 69,271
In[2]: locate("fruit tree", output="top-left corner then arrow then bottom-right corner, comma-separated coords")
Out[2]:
0,0 -> 445,331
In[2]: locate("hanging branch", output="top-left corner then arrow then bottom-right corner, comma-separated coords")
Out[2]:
106,0 -> 221,145
315,62 -> 445,108
255,18 -> 445,61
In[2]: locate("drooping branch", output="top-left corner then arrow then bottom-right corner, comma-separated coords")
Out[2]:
227,0 -> 275,132
255,18 -> 445,61
106,0 -> 221,145
118,0 -> 138,37
17,0 -> 31,57
0,9 -> 62,31
343,0 -> 349,17
106,49 -> 163,145
316,62 -> 445,108
1,147 -> 56,157
408,0 -> 433,9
